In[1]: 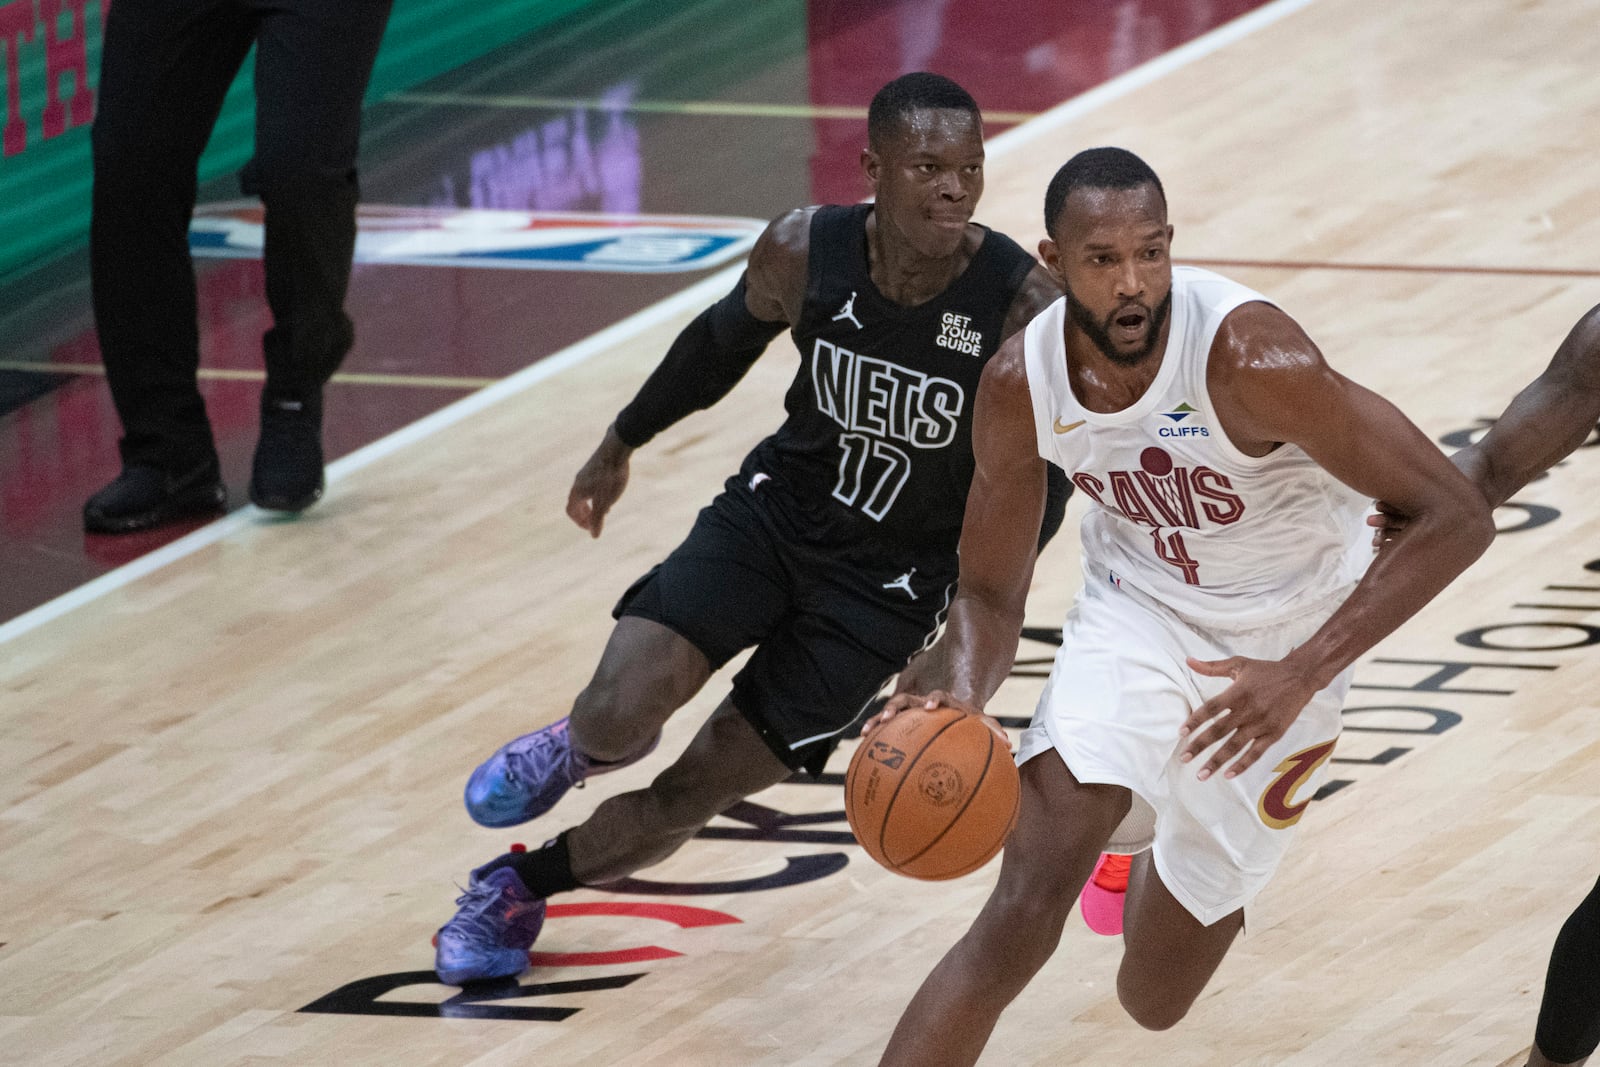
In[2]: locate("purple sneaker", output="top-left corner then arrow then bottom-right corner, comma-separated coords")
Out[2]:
434,864 -> 546,985
463,717 -> 660,828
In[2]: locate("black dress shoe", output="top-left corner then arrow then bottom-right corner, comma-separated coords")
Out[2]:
249,397 -> 324,512
83,463 -> 226,534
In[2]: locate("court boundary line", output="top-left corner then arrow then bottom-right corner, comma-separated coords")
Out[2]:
0,361 -> 498,389
0,0 -> 1318,648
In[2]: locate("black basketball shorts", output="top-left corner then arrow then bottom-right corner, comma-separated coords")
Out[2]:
614,477 -> 953,774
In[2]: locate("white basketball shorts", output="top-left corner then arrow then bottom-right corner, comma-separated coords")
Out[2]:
1016,567 -> 1353,926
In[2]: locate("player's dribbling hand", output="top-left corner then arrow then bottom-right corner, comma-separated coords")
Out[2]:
566,428 -> 633,538
861,691 -> 1010,751
1178,655 -> 1320,780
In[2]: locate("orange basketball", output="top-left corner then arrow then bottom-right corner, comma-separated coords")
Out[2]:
845,706 -> 1020,880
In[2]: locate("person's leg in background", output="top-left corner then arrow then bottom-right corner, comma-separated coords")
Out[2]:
1526,875 -> 1600,1067
86,0 -> 257,533
245,0 -> 393,511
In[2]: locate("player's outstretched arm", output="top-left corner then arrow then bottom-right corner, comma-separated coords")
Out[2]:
1371,303 -> 1600,545
866,336 -> 1047,735
1179,302 -> 1496,779
1458,302 -> 1600,507
565,210 -> 811,536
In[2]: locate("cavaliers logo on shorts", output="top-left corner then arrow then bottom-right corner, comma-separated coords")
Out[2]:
1256,739 -> 1338,829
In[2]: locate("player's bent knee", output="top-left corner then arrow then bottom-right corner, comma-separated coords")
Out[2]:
570,681 -> 655,760
980,883 -> 1074,963
569,682 -> 621,731
992,853 -> 1083,928
571,663 -> 697,762
998,886 -> 1075,936
1116,974 -> 1194,1032
1120,1000 -> 1189,1032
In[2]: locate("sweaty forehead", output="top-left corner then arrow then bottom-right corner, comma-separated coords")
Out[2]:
1056,185 -> 1167,242
879,108 -> 984,157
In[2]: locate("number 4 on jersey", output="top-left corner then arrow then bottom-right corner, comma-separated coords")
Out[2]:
1152,528 -> 1201,584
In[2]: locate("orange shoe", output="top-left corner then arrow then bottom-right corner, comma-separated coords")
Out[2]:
1081,852 -> 1132,936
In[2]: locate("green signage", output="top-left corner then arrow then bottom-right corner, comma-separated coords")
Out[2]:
0,0 -> 604,280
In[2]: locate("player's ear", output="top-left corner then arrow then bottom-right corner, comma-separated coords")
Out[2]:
861,147 -> 881,188
1038,238 -> 1064,282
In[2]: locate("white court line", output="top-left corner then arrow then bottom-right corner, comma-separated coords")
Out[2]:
0,263 -> 744,647
0,0 -> 1316,648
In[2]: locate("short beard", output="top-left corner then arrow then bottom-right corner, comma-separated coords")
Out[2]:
1064,285 -> 1172,367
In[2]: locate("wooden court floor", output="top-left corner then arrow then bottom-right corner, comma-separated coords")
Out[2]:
3,0 -> 1599,1063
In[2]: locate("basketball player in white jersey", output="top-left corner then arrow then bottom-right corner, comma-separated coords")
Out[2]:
863,147 -> 1495,1064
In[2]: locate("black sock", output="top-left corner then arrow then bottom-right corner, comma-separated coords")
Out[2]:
480,831 -> 582,899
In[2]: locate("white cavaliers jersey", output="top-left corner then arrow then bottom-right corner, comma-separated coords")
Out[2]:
1023,266 -> 1370,628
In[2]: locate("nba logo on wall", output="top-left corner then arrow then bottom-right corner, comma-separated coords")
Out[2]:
188,203 -> 765,273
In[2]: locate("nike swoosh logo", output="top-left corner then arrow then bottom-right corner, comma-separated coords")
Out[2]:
1053,417 -> 1086,434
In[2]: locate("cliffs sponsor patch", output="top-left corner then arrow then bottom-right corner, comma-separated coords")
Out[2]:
1158,401 -> 1209,437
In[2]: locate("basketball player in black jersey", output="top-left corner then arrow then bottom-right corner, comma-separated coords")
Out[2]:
430,72 -> 1069,985
1373,303 -> 1600,1067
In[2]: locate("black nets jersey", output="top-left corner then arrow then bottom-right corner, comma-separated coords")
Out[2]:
738,203 -> 1037,567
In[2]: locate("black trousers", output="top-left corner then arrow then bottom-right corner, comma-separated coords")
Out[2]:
1536,874 -> 1600,1064
90,0 -> 393,471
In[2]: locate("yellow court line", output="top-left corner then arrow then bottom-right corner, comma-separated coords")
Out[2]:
0,361 -> 495,390
385,91 -> 1040,125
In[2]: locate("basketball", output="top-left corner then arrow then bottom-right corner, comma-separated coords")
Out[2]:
845,706 -> 1021,880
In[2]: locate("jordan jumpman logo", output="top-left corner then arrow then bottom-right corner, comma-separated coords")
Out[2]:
832,291 -> 864,329
883,568 -> 917,599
